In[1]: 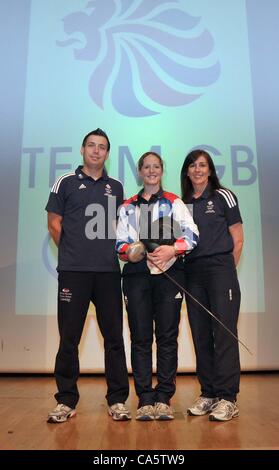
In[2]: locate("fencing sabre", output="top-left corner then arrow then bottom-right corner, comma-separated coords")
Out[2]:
126,241 -> 253,356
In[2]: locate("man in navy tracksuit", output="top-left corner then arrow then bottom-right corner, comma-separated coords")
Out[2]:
45,128 -> 130,423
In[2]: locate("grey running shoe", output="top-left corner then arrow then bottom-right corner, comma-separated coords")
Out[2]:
209,399 -> 239,421
154,402 -> 174,420
47,403 -> 76,423
187,397 -> 219,416
108,403 -> 131,421
136,405 -> 155,421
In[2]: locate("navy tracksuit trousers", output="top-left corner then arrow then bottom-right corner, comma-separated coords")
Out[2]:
184,253 -> 241,402
54,271 -> 129,408
123,268 -> 184,407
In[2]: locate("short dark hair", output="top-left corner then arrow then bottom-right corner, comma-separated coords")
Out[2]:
82,128 -> 110,151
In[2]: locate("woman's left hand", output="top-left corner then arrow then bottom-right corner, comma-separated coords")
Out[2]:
147,245 -> 175,265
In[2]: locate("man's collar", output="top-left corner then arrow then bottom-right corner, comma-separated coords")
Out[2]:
75,165 -> 109,181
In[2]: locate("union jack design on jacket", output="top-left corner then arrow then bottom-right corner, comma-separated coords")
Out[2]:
116,189 -> 199,272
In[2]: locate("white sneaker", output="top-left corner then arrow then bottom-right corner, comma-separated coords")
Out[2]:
154,402 -> 174,420
47,403 -> 76,423
136,405 -> 155,421
209,399 -> 239,421
187,397 -> 218,416
108,402 -> 131,421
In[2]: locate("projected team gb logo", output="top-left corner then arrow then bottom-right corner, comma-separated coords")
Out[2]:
57,0 -> 220,117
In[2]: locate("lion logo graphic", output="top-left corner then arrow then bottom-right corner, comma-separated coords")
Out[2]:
57,0 -> 220,117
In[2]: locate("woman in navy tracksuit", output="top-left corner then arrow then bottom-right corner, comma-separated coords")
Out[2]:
181,149 -> 244,422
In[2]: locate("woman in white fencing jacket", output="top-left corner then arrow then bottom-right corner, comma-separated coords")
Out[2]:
116,151 -> 199,421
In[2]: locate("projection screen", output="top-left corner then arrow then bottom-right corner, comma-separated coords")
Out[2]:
0,0 -> 278,372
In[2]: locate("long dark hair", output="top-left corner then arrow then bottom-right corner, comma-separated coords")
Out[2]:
180,149 -> 224,203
